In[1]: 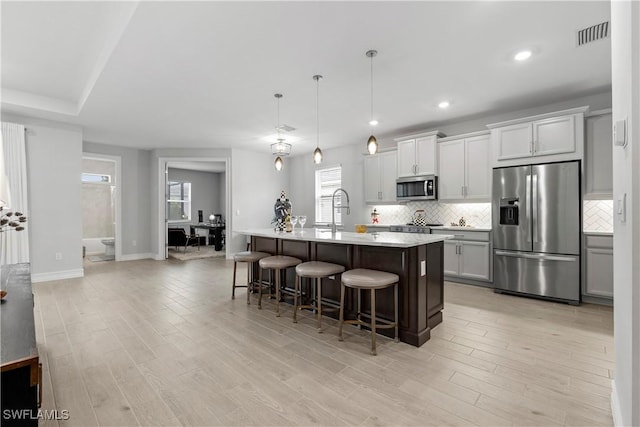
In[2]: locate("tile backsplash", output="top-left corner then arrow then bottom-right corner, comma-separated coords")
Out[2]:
583,200 -> 613,232
367,202 -> 492,228
368,200 -> 614,232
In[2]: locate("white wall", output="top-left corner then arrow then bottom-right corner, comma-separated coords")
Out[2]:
7,117 -> 85,281
375,90 -> 613,151
167,168 -> 222,228
230,148 -> 288,254
84,141 -> 152,258
611,2 -> 640,426
289,144 -> 364,231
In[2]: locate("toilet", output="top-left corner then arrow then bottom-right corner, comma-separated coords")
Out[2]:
101,239 -> 115,256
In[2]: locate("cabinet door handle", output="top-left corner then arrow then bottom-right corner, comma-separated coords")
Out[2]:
529,140 -> 533,154
458,244 -> 462,255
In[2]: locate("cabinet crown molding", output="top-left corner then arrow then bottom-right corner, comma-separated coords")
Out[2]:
393,130 -> 445,142
486,106 -> 590,129
438,130 -> 490,143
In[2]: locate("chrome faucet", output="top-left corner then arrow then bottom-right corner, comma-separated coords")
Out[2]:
331,188 -> 350,233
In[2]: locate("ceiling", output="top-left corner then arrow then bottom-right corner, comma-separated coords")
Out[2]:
1,1 -> 612,155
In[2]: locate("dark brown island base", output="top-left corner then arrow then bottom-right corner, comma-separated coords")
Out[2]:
240,229 -> 452,347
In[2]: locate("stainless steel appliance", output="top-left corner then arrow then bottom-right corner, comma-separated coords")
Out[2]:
492,161 -> 581,303
389,223 -> 443,233
396,175 -> 437,201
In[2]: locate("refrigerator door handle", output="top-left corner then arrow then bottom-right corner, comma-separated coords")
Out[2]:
525,174 -> 531,242
495,251 -> 577,262
532,174 -> 539,243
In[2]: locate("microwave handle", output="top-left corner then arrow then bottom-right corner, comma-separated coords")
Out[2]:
424,180 -> 428,196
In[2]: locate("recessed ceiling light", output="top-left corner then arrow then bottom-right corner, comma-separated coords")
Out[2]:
369,119 -> 379,126
514,50 -> 532,61
438,101 -> 450,109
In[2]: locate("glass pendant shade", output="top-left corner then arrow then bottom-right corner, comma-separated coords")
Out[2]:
366,50 -> 379,155
313,147 -> 323,164
367,135 -> 378,155
274,156 -> 283,171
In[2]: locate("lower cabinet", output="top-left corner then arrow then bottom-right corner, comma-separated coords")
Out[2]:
583,234 -> 613,300
433,229 -> 491,282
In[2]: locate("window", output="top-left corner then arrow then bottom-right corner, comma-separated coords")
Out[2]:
82,173 -> 111,184
168,181 -> 191,222
315,166 -> 342,224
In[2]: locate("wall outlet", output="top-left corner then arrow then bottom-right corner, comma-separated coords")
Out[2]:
236,209 -> 240,216
55,252 -> 62,260
132,240 -> 137,247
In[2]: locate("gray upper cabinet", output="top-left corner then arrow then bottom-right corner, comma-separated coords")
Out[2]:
487,106 -> 588,168
584,111 -> 613,199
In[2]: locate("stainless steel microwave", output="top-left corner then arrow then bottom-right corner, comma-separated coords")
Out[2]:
396,175 -> 438,201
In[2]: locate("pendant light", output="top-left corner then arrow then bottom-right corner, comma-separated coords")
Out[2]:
366,49 -> 379,155
271,93 -> 291,171
313,74 -> 324,164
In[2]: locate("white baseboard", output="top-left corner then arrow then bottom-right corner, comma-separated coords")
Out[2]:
31,268 -> 84,283
154,253 -> 165,261
118,253 -> 154,261
611,379 -> 623,426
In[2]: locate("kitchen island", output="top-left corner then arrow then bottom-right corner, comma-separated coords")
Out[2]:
238,228 -> 452,347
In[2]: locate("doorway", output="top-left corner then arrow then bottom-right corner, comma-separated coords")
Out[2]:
81,154 -> 122,263
157,157 -> 231,260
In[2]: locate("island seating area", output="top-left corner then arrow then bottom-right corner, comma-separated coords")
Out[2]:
241,229 -> 449,347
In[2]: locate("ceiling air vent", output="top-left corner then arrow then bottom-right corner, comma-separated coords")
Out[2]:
275,124 -> 296,132
577,21 -> 609,46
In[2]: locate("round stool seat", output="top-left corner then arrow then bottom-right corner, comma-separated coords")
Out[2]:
258,255 -> 302,317
296,261 -> 345,278
341,268 -> 399,289
293,261 -> 345,330
259,255 -> 302,270
232,250 -> 271,303
234,251 -> 270,263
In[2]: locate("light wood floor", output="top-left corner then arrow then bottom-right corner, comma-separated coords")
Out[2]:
32,257 -> 614,427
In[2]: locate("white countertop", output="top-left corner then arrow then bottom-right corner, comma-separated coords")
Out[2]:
431,226 -> 493,232
238,228 -> 453,248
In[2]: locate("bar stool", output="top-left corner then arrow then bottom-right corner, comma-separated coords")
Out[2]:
232,248 -> 270,304
294,261 -> 345,332
258,255 -> 302,316
338,268 -> 399,355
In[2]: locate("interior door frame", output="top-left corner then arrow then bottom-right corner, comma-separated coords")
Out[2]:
82,152 -> 122,261
156,156 -> 231,260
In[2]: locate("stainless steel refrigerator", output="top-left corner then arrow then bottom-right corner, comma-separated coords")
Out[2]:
492,161 -> 581,303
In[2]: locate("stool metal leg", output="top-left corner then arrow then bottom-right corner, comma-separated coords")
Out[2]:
246,262 -> 251,305
258,267 -> 264,309
293,275 -> 299,323
232,261 -> 238,299
316,277 -> 322,333
394,283 -> 399,342
338,283 -> 346,341
275,268 -> 281,317
370,289 -> 377,356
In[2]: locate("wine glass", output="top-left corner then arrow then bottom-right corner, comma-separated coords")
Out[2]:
290,215 -> 298,232
298,215 -> 307,231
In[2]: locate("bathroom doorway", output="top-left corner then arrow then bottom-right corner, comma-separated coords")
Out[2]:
82,154 -> 122,262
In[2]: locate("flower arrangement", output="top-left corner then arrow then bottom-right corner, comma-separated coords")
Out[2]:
0,206 -> 27,232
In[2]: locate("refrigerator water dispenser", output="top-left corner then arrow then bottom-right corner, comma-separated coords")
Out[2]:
499,198 -> 519,225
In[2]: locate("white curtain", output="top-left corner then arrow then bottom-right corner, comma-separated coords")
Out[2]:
1,122 -> 30,265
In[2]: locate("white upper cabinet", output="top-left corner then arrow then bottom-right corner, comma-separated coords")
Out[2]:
395,131 -> 444,178
584,111 -> 613,199
364,151 -> 397,204
438,131 -> 491,201
488,106 -> 587,168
